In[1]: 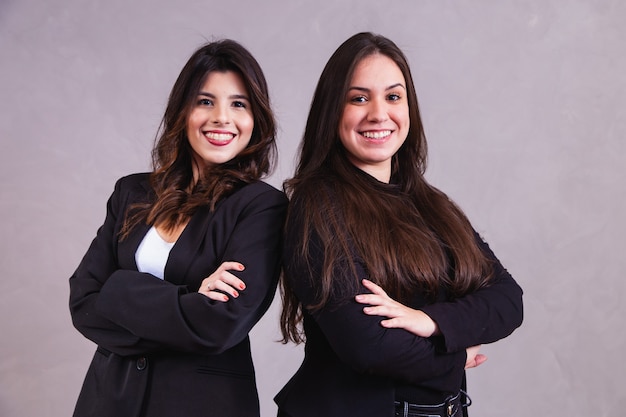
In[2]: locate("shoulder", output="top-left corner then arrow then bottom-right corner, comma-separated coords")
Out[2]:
108,173 -> 152,209
286,177 -> 340,238
233,181 -> 287,203
219,181 -> 288,215
289,175 -> 340,221
113,172 -> 151,193
290,175 -> 335,205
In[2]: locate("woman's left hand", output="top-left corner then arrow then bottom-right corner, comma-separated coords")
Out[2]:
198,261 -> 247,302
465,345 -> 488,369
355,279 -> 439,338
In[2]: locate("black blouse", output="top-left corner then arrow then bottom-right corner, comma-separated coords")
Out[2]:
276,170 -> 523,416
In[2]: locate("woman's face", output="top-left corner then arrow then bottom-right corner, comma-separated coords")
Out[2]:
338,53 -> 410,182
186,70 -> 254,169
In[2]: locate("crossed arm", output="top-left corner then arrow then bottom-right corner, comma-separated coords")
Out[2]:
356,279 -> 487,369
354,235 -> 523,369
70,177 -> 287,356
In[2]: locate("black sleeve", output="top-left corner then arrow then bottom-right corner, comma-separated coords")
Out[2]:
284,196 -> 466,391
420,233 -> 524,353
69,175 -> 163,356
70,179 -> 287,356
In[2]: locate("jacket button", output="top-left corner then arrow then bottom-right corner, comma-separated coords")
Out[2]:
136,357 -> 148,371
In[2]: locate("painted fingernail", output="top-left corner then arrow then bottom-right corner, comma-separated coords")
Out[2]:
223,295 -> 228,301
233,291 -> 239,298
239,283 -> 245,290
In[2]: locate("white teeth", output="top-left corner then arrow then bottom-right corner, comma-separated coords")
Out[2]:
204,132 -> 234,141
362,130 -> 391,139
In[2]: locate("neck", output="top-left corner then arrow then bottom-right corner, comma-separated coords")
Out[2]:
351,163 -> 391,183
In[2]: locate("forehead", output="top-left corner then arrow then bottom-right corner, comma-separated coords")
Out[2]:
350,54 -> 405,87
199,70 -> 248,94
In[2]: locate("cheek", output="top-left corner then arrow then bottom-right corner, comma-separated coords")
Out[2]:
239,114 -> 255,136
339,110 -> 357,140
340,108 -> 357,129
186,111 -> 201,132
389,112 -> 408,135
338,122 -> 350,148
397,107 -> 410,128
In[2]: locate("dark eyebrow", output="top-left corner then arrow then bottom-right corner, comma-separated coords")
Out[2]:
347,83 -> 406,93
198,91 -> 250,101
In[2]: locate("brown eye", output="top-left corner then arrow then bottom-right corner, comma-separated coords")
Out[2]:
350,95 -> 367,103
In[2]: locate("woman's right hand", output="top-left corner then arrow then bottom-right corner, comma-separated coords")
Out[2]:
355,279 -> 439,337
198,261 -> 247,302
465,345 -> 488,369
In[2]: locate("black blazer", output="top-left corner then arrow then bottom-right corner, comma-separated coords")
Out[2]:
275,189 -> 523,417
69,173 -> 287,417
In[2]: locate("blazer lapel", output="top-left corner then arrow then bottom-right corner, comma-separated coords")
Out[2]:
117,222 -> 151,271
116,175 -> 153,271
164,204 -> 216,286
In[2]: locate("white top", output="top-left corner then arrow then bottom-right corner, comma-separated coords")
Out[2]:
135,226 -> 175,280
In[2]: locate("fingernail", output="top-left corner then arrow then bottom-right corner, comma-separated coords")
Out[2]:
223,295 -> 228,301
239,264 -> 245,270
239,283 -> 245,290
233,291 -> 239,298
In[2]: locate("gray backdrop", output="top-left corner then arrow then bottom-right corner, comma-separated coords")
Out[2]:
1,0 -> 624,416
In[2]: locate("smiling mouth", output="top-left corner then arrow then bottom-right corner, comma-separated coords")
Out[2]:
203,131 -> 236,146
361,130 -> 392,140
204,132 -> 235,141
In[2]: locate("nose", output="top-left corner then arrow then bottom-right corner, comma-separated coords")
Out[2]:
367,98 -> 389,123
211,104 -> 230,125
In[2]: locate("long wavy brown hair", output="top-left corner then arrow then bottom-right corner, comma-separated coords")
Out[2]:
120,39 -> 277,239
280,32 -> 493,343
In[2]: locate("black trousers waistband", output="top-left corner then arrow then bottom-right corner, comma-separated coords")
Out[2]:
394,391 -> 470,417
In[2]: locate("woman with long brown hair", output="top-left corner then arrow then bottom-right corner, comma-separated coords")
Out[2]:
69,39 -> 287,417
276,32 -> 523,417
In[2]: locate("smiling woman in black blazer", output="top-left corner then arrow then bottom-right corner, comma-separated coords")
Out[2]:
69,39 -> 287,417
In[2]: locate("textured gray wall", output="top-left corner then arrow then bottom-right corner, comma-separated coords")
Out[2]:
1,0 -> 625,416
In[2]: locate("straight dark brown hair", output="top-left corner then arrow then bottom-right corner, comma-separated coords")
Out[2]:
120,39 -> 276,239
280,32 -> 493,343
